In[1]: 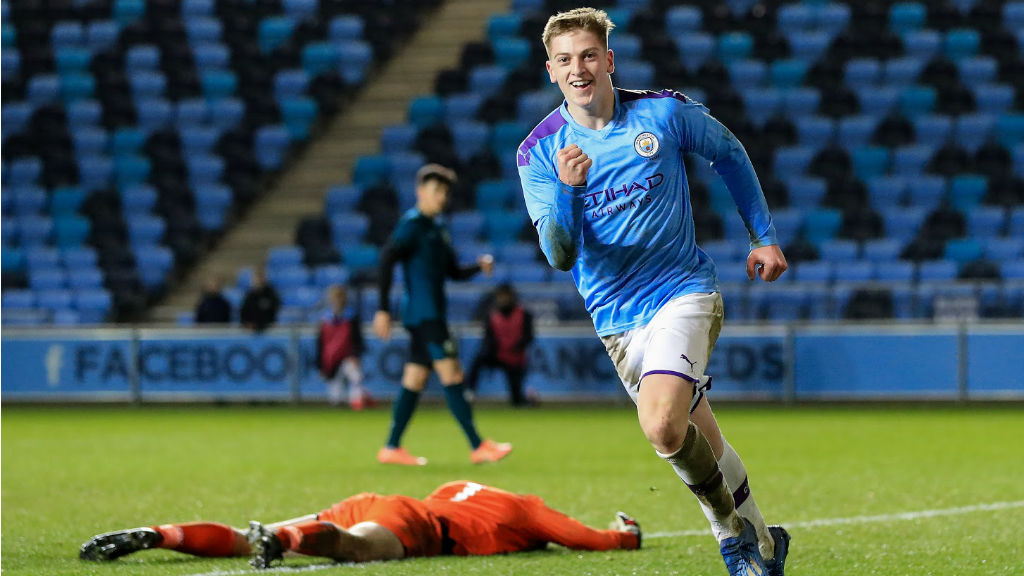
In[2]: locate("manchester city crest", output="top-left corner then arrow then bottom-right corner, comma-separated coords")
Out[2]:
634,132 -> 659,158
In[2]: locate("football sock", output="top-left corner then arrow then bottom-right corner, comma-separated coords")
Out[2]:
657,422 -> 744,541
277,521 -> 341,557
443,383 -> 483,449
153,522 -> 242,557
386,388 -> 420,448
719,439 -> 774,560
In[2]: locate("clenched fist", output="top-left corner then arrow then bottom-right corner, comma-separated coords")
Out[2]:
557,144 -> 592,187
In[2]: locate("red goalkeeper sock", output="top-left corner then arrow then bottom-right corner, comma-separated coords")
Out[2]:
153,522 -> 242,557
277,521 -> 341,557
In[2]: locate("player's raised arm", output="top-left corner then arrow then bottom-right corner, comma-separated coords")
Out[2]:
519,144 -> 587,271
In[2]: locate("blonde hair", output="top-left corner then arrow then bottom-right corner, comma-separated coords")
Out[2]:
542,7 -> 615,54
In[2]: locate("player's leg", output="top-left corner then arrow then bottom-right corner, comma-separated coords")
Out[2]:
340,357 -> 370,409
505,364 -> 527,406
80,522 -> 248,561
520,494 -> 640,551
248,520 -> 404,568
692,391 -> 786,565
325,372 -> 344,407
379,361 -> 429,465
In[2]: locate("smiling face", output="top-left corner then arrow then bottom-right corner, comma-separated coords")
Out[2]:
545,29 -> 615,127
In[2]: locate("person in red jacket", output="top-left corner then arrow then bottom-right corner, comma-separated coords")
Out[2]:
467,283 -> 536,406
316,284 -> 373,410
78,480 -> 641,569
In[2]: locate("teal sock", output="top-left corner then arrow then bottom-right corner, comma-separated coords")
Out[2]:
386,388 -> 420,448
443,384 -> 482,449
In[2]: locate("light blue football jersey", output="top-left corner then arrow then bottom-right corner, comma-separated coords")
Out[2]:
518,88 -> 778,336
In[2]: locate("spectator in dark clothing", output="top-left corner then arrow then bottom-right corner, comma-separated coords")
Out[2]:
194,275 -> 232,324
466,284 -> 536,407
316,284 -> 373,409
240,266 -> 280,333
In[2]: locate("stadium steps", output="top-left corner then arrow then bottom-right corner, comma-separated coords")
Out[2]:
149,0 -> 511,321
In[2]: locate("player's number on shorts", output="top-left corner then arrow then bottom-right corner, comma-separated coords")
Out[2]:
450,482 -> 484,502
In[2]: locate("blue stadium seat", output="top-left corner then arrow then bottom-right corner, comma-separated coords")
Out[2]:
126,45 -> 160,70
37,289 -> 74,311
55,47 -> 92,74
325,185 -> 362,214
273,69 -> 309,102
899,85 -> 936,118
838,115 -> 880,149
948,174 -> 987,210
762,285 -> 809,321
666,6 -> 702,32
995,114 -> 1024,148
209,98 -> 245,130
281,96 -> 318,140
258,16 -> 295,54
613,59 -> 654,89
794,260 -> 834,283
300,42 -> 338,77
282,0 -> 317,20
126,215 -> 166,246
496,242 -> 538,264
729,60 -> 767,87
884,57 -> 925,87
341,244 -> 380,272
774,146 -> 815,176
1002,260 -> 1024,281
802,208 -> 842,246
121,184 -> 158,214
484,210 -> 525,245
954,114 -> 995,154
67,99 -> 102,126
912,114 -> 952,145
136,98 -> 173,131
905,175 -> 946,210
268,265 -> 309,290
336,41 -> 373,85
200,70 -> 237,99
833,260 -> 875,283
971,84 -> 1015,114
862,238 -> 903,262
517,89 -> 561,125
770,59 -> 808,88
74,289 -> 112,323
182,0 -> 214,16
875,260 -> 916,282
786,177 -> 827,207
444,94 -> 484,124
267,246 -> 304,268
61,246 -> 99,269
352,155 -> 390,188
882,207 -> 928,243
282,285 -> 321,310
795,116 -> 834,147
193,43 -> 230,70
611,35 -> 641,60
449,212 -> 484,241
901,30 -> 941,60
134,245 -> 175,289
918,259 -> 958,281
29,269 -> 68,291
112,0 -> 145,26
328,15 -> 364,41
468,66 -> 508,97
329,214 -> 370,244
944,238 -> 984,265
185,18 -> 223,46
2,290 -> 35,310
313,265 -> 350,289
844,58 -> 880,88
180,126 -> 220,152
67,267 -> 104,289
943,28 -> 980,61
2,102 -> 32,134
718,32 -> 754,63
53,215 -> 90,248
818,239 -> 859,261
491,36 -> 531,71
112,154 -> 151,187
51,21 -> 85,49
18,216 -> 54,246
891,145 -> 934,176
956,56 -> 997,85
984,237 -> 1023,261
86,19 -> 119,51
740,88 -> 781,127
866,176 -> 906,209
674,32 -> 714,73
1004,2 -> 1024,29
186,154 -> 225,185
25,247 -> 61,270
379,124 -> 417,152
175,98 -> 209,126
851,146 -> 891,180
129,70 -> 166,100
786,31 -> 831,64
889,2 -> 926,35
408,95 -> 445,129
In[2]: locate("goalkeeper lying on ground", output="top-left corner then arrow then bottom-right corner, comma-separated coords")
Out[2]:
80,480 -> 641,569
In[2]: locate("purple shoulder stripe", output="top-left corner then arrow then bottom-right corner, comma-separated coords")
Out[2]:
618,88 -> 690,104
517,109 -> 568,167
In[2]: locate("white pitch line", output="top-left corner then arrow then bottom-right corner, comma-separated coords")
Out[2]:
186,500 -> 1024,576
647,499 -> 1024,539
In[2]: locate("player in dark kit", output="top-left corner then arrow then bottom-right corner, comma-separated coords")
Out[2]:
373,164 -> 512,466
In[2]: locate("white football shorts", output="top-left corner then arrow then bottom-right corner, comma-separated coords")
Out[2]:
600,291 -> 723,411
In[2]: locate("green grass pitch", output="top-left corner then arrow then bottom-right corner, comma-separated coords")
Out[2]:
3,403 -> 1023,575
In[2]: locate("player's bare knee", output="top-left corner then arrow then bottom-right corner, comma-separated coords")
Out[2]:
641,414 -> 688,454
